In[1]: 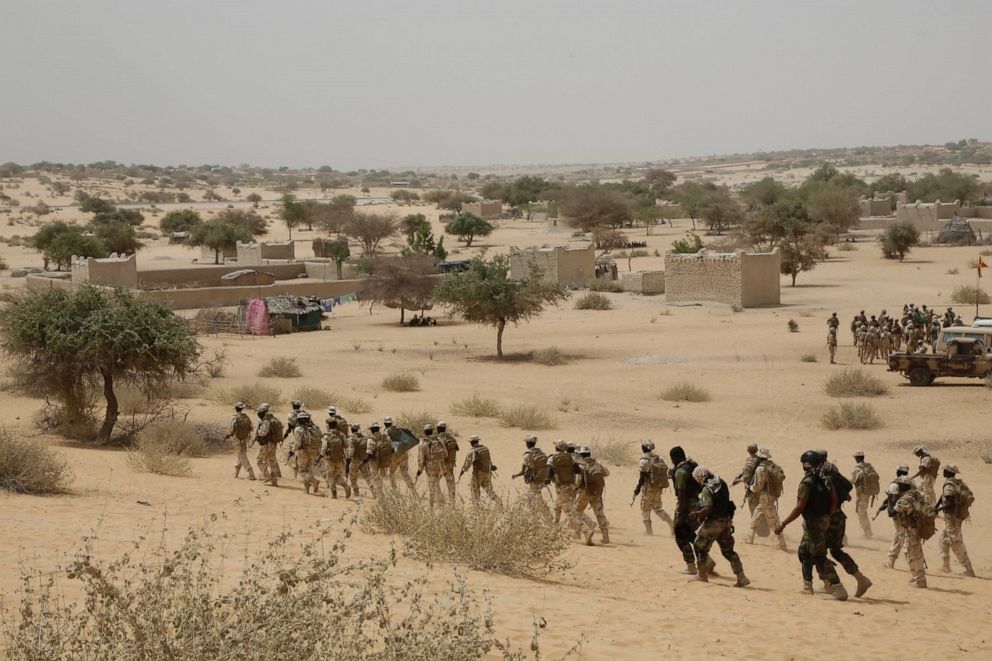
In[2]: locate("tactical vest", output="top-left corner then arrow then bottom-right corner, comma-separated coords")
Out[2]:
471,445 -> 491,472
675,460 -> 701,505
582,460 -> 606,496
802,472 -> 832,520
707,480 -> 733,519
526,448 -> 550,483
645,453 -> 670,489
425,438 -> 447,466
297,424 -> 321,452
548,451 -> 575,486
923,455 -> 941,479
322,432 -> 345,462
372,434 -> 394,469
232,413 -> 252,440
861,463 -> 880,496
348,435 -> 367,462
948,478 -> 975,519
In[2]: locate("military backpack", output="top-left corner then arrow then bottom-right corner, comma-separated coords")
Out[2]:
583,460 -> 607,496
917,505 -> 938,541
472,445 -> 491,472
647,454 -> 670,489
862,464 -> 881,497
762,459 -> 786,499
527,448 -> 550,484
953,479 -> 975,519
824,465 -> 853,503
803,473 -> 832,520
548,452 -> 575,486
925,455 -> 941,479
322,433 -> 345,462
233,413 -> 252,440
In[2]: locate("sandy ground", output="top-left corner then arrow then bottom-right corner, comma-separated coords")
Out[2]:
3,177 -> 992,659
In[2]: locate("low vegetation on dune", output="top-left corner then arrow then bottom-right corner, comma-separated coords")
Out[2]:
381,373 -> 420,392
821,402 -> 883,430
498,405 -> 556,430
257,356 -> 303,378
339,396 -> 372,414
0,428 -> 74,494
801,353 -> 818,363
291,386 -> 335,410
126,421 -> 210,477
588,437 -> 637,467
824,368 -> 888,397
659,381 -> 711,403
363,492 -> 571,577
574,292 -> 613,310
449,393 -> 503,418
951,285 -> 991,305
212,382 -> 281,409
396,410 -> 438,432
2,519 -> 549,660
531,346 -> 568,365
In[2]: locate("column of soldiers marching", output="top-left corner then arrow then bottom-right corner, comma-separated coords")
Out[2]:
826,305 -> 964,365
226,401 -> 978,597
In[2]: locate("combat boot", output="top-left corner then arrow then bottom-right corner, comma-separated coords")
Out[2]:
776,534 -> 787,551
303,483 -> 310,495
941,558 -> 952,573
684,562 -> 697,575
911,575 -> 928,588
821,580 -> 834,594
705,558 -> 718,576
746,530 -> 755,544
601,529 -> 610,544
854,572 -> 873,598
583,528 -> 595,546
234,466 -> 241,478
884,558 -> 895,569
963,564 -> 976,578
644,520 -> 654,535
735,572 -> 750,588
830,581 -> 849,601
689,566 -> 709,583
801,580 -> 814,595
330,489 -> 338,499
344,484 -> 352,498
311,483 -> 320,496
247,470 -> 256,480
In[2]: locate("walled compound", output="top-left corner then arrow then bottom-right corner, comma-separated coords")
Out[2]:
664,248 -> 781,308
509,245 -> 595,288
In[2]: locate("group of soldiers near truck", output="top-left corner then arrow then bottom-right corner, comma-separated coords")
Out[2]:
226,401 -> 978,597
826,304 -> 965,364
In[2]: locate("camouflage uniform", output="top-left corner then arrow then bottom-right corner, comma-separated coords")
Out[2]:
228,410 -> 255,480
389,450 -> 417,491
917,453 -> 938,506
850,462 -> 874,538
735,453 -> 761,521
750,462 -> 786,549
796,472 -> 841,587
692,477 -> 745,579
418,434 -> 449,507
291,422 -> 323,494
366,430 -> 394,491
827,328 -> 838,364
547,448 -> 587,537
520,445 -> 551,520
672,459 -> 702,569
461,442 -> 499,503
574,454 -> 610,543
938,474 -> 975,575
346,430 -> 374,496
255,412 -> 283,484
894,486 -> 928,587
317,428 -> 350,498
638,451 -> 674,534
437,429 -> 459,500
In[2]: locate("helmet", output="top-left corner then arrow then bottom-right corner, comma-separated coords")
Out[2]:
944,465 -> 959,475
755,449 -> 770,460
257,403 -> 271,414
291,400 -> 302,410
234,401 -> 245,411
328,406 -> 337,415
887,483 -> 900,496
578,446 -> 591,457
746,442 -> 758,452
816,449 -> 828,460
296,411 -> 311,422
566,443 -> 577,452
853,451 -> 865,459
524,435 -> 537,446
469,434 -> 480,443
370,422 -> 381,431
896,464 -> 909,474
641,439 -> 655,452
800,450 -> 823,467
895,476 -> 913,487
912,445 -> 924,454
437,421 -> 447,431
383,416 -> 393,426
423,424 -> 434,433
350,423 -> 359,432
554,439 -> 568,451
760,448 -> 771,458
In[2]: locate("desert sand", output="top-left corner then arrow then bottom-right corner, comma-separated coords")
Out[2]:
2,177 -> 992,659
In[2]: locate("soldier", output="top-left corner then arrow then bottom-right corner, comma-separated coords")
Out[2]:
936,465 -> 976,577
514,436 -> 551,519
749,450 -> 787,550
289,411 -> 323,495
574,446 -> 610,544
363,422 -> 394,491
827,312 -> 840,332
688,466 -> 750,587
254,403 -> 282,486
892,477 -> 929,588
820,454 -> 873,598
380,416 -> 415,490
850,452 -> 878,539
226,402 -> 256,480
436,421 -> 458,500
731,443 -> 761,523
459,435 -> 499,503
827,327 -> 838,364
547,440 -> 593,542
317,417 -> 350,498
416,424 -> 448,507
670,446 -> 706,574
325,405 -> 348,434
633,440 -> 674,535
346,423 -> 373,496
875,464 -> 911,568
776,451 -> 847,600
910,446 -> 940,506
284,400 -> 304,477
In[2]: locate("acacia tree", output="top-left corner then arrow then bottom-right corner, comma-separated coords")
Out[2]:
246,192 -> 262,208
433,254 -> 569,359
346,211 -> 398,255
0,286 -> 200,443
187,221 -> 253,264
215,208 -> 268,237
445,212 -> 493,247
160,209 -> 203,234
560,186 -> 631,233
879,221 -> 920,261
314,194 -> 357,236
279,193 -> 307,240
699,188 -> 743,235
360,254 -> 439,324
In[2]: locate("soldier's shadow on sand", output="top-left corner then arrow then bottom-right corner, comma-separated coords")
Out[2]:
926,586 -> 973,596
858,597 -> 910,606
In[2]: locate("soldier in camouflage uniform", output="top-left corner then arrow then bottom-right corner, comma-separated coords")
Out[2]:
670,446 -> 710,574
547,440 -> 593,542
289,411 -> 323,495
911,446 -> 939,507
460,435 -> 499,503
776,451 -> 847,600
416,424 -> 449,507
436,422 -> 459,500
633,440 -> 674,535
877,464 -> 910,568
317,417 -> 350,498
732,443 -> 761,525
749,450 -> 787,550
937,465 -> 976,577
254,403 -> 282,486
346,423 -> 373,497
284,400 -> 304,477
820,453 -> 873,598
325,405 -> 348,434
850,451 -> 876,539
383,417 -> 416,491
515,436 -> 551,520
892,477 -> 928,588
574,446 -> 610,544
827,327 -> 838,364
688,466 -> 750,587
226,402 -> 256,480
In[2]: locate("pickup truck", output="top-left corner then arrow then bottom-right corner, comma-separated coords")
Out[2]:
888,337 -> 992,386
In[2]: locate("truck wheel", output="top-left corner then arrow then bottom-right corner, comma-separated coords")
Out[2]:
908,367 -> 932,387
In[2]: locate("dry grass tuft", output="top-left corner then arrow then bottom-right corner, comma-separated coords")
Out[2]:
531,346 -> 568,366
574,292 -> 613,310
125,422 -> 205,477
587,279 -> 622,293
951,285 -> 991,305
801,353 -> 818,363
396,410 -> 438,432
0,428 -> 74,494
257,356 -> 302,378
340,396 -> 372,414
589,437 -> 637,467
291,386 -> 335,410
212,382 -> 281,409
824,368 -> 888,398
821,402 -> 883,430
659,381 -> 712,403
498,405 -> 555,430
450,393 -> 503,418
837,242 -> 857,252
382,373 -> 420,392
362,491 -> 571,576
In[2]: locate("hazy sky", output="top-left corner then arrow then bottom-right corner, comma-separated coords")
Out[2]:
2,0 -> 989,169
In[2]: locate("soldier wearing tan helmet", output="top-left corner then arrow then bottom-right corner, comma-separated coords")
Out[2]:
910,446 -> 940,507
547,439 -> 593,543
254,403 -> 283,486
460,435 -> 499,504
416,423 -> 448,507
226,402 -> 256,481
435,421 -> 459,500
633,440 -> 674,536
936,465 -> 976,577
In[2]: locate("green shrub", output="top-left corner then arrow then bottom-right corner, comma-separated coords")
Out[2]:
574,292 -> 613,310
257,356 -> 302,378
449,393 -> 503,418
659,381 -> 711,403
821,402 -> 882,430
498,405 -> 555,430
382,373 -> 420,392
824,368 -> 888,397
0,428 -> 74,494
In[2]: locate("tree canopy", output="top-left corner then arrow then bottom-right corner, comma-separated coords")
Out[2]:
432,254 -> 569,359
359,254 -> 439,323
215,208 -> 268,236
187,221 -> 253,263
559,186 -> 632,232
279,193 -> 307,239
160,209 -> 203,234
346,212 -> 398,255
445,212 -> 493,247
879,221 -> 920,261
0,286 -> 200,443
